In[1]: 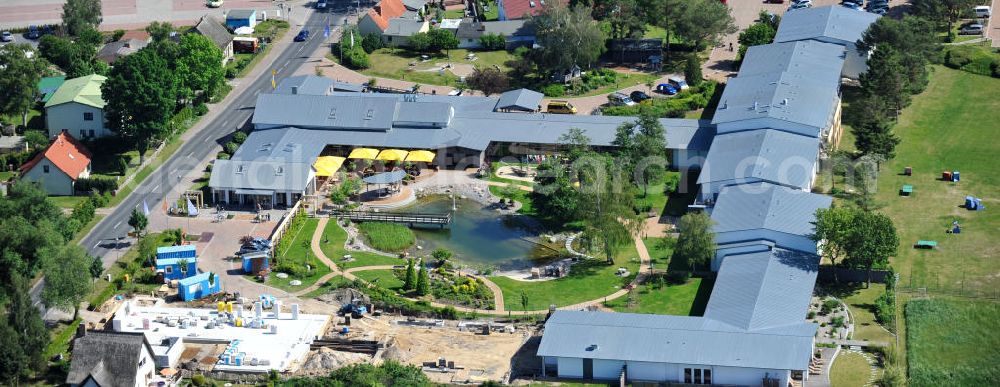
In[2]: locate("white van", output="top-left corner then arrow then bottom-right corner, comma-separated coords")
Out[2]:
974,6 -> 991,18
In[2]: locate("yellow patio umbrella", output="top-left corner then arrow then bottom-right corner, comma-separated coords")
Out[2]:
347,148 -> 380,159
376,149 -> 409,161
313,156 -> 346,177
404,150 -> 436,163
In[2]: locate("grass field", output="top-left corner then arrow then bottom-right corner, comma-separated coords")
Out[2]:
357,222 -> 415,252
905,298 -> 1000,386
352,269 -> 405,291
872,67 -> 1000,295
319,219 -> 405,270
269,218 -> 331,291
830,351 -> 875,387
361,48 -> 515,87
48,195 -> 88,210
642,237 -> 673,268
490,244 -> 641,311
604,277 -> 712,316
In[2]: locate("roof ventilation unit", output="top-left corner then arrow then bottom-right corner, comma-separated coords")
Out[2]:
365,109 -> 375,120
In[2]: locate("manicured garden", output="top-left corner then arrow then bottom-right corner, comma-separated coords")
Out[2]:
352,269 -> 405,291
905,298 -> 1000,386
358,48 -> 515,87
604,277 -> 712,316
642,237 -> 673,268
490,245 -> 641,311
269,218 -> 331,291
821,283 -> 895,343
872,67 -> 1000,296
357,222 -> 415,252
830,350 -> 875,387
319,218 -> 405,270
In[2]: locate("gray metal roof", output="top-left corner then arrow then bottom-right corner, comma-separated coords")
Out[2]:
231,127 -> 327,163
226,9 -> 257,20
697,129 -> 819,189
194,16 -> 233,50
737,41 -> 845,83
704,248 -> 820,331
209,159 -> 313,192
711,182 -> 832,236
710,70 -> 840,130
251,94 -> 715,151
537,310 -> 816,371
773,6 -> 879,46
456,19 -> 536,40
384,18 -> 425,37
333,81 -> 365,92
363,170 -> 406,184
495,88 -> 543,112
66,331 -> 154,387
401,0 -> 427,11
274,75 -> 334,96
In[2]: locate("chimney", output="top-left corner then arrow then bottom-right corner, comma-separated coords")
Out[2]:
76,321 -> 87,338
291,86 -> 298,95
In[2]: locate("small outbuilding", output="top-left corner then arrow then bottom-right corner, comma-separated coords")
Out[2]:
155,257 -> 198,281
156,245 -> 197,260
226,9 -> 258,30
242,251 -> 270,274
494,88 -> 543,113
178,272 -> 221,301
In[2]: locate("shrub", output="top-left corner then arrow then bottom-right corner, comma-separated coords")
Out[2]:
193,103 -> 209,116
275,261 -> 305,277
223,141 -> 239,155
232,131 -> 248,144
344,48 -> 371,69
361,33 -> 384,54
216,152 -> 230,160
75,176 -> 119,194
357,222 -> 415,252
540,83 -> 565,97
820,298 -> 839,315
479,33 -> 506,50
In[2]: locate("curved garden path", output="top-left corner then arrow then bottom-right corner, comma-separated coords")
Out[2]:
297,216 -> 652,315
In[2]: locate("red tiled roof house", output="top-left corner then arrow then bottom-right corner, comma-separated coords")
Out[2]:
357,0 -> 428,46
19,131 -> 92,196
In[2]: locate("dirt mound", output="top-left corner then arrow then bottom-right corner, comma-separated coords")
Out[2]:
299,347 -> 368,374
382,344 -> 411,362
317,288 -> 370,307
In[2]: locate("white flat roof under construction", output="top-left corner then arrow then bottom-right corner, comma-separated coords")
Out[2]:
111,301 -> 331,373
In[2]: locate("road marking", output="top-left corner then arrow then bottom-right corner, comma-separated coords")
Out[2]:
152,184 -> 160,192
254,90 -> 260,96
222,119 -> 230,127
187,151 -> 195,157
93,242 -> 101,249
113,221 -> 122,229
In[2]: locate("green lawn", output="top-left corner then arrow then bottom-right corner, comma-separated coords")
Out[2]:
0,171 -> 17,181
905,299 -> 1000,386
268,218 -> 332,291
830,351 -> 875,387
319,219 -> 405,270
872,67 -> 1000,296
357,222 -> 415,252
48,195 -> 88,210
604,277 -> 712,316
361,48 -> 515,87
352,269 -> 405,291
820,283 -> 895,344
642,237 -> 673,268
488,184 -> 534,215
490,244 -> 641,311
442,9 -> 465,19
301,275 -> 351,298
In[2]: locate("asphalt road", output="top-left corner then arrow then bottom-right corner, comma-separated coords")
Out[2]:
31,6 -> 348,314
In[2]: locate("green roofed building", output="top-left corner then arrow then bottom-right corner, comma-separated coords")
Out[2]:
43,74 -> 111,139
37,76 -> 66,103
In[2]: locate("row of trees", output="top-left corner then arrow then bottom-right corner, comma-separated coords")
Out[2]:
812,206 -> 899,286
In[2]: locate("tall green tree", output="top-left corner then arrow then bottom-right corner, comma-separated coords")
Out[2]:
176,34 -> 225,101
811,207 -> 856,283
671,211 -> 715,272
62,0 -> 102,36
650,0 -> 686,53
673,0 -> 737,50
684,53 -> 703,87
845,212 -> 898,287
860,46 -> 909,118
1,274 -> 49,384
415,263 -> 430,296
529,2 -> 607,76
146,21 -> 175,42
736,21 -> 775,61
40,245 -> 93,320
595,0 -> 647,40
612,110 -> 667,197
428,28 -> 459,54
910,0 -> 976,40
466,67 -> 510,96
574,155 -> 642,264
519,290 -> 529,312
531,159 -> 579,224
854,117 -> 900,160
0,44 -> 47,127
102,49 -> 177,162
403,258 -> 416,290
38,33 -> 105,78
129,208 -> 148,237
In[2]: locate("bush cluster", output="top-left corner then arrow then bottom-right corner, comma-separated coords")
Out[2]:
225,56 -> 253,79
944,45 -> 1000,78
602,81 -> 717,118
75,176 -> 119,194
873,267 -> 896,328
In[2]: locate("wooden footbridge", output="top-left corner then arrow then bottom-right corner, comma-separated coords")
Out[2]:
331,210 -> 451,227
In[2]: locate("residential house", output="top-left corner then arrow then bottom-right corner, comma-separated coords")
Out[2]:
178,272 -> 222,301
19,131 -> 91,196
66,330 -> 157,387
226,9 -> 258,30
383,18 -> 430,46
401,0 -> 428,13
773,5 -> 880,79
195,16 -> 234,64
120,30 -> 152,43
494,88 -> 543,112
455,19 -> 535,49
358,0 -> 421,42
37,76 -> 65,103
44,74 -> 111,139
97,38 -> 149,64
498,0 -> 568,20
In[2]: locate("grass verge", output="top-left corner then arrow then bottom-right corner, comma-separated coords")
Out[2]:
268,218 -> 331,291
830,350 -> 875,387
604,277 -> 712,316
905,298 -> 1000,386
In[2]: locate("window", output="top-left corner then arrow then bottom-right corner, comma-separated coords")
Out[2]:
83,112 -> 94,121
164,266 -> 173,274
43,165 -> 49,173
89,130 -> 95,137
139,357 -> 146,367
684,368 -> 711,385
81,129 -> 86,137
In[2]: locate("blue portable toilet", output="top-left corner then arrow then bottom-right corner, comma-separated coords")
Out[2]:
156,245 -> 197,260
241,251 -> 270,274
975,198 -> 984,211
965,196 -> 976,209
156,257 -> 198,281
953,171 -> 960,182
178,272 -> 221,301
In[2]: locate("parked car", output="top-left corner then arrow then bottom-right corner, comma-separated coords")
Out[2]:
547,100 -> 578,114
607,92 -> 636,107
26,25 -> 40,39
974,5 -> 991,18
447,89 -> 463,96
655,83 -> 678,95
206,0 -> 224,8
294,29 -> 310,42
630,90 -> 652,103
959,24 -> 984,35
791,0 -> 812,5
315,0 -> 328,9
667,76 -> 689,91
842,2 -> 862,10
869,7 -> 887,14
763,0 -> 785,3
789,2 -> 812,10
866,0 -> 887,9
1,31 -> 12,42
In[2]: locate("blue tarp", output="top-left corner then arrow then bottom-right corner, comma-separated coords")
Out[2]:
362,170 -> 406,185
